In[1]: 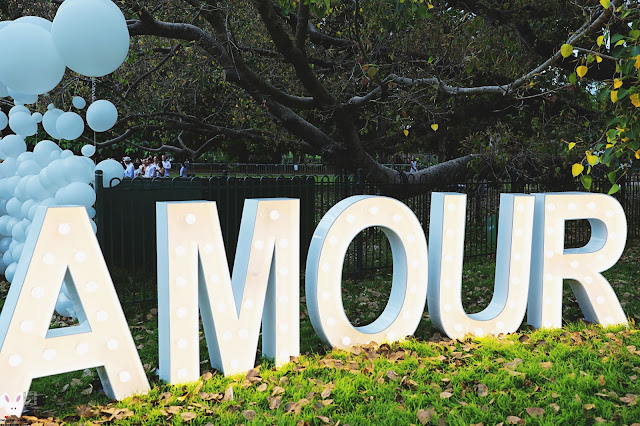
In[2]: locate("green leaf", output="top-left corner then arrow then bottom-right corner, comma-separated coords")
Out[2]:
608,184 -> 620,195
581,175 -> 592,190
569,73 -> 577,85
607,171 -> 617,185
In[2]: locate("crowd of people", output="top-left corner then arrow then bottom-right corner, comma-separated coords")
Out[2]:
122,155 -> 190,178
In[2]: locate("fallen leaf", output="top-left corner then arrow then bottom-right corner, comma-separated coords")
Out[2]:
180,412 -> 197,422
256,383 -> 268,392
223,385 -> 234,402
321,387 -> 331,399
539,361 -> 553,369
76,405 -> 99,418
526,407 -> 544,418
549,403 -> 560,412
583,404 -> 595,410
316,415 -> 331,423
598,375 -> 606,386
271,386 -> 285,396
476,383 -> 489,397
386,370 -> 400,381
268,396 -> 282,410
417,408 -> 435,425
506,415 -> 522,424
242,410 -> 256,421
440,391 -> 453,399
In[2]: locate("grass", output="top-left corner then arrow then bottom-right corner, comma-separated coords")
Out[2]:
2,240 -> 640,424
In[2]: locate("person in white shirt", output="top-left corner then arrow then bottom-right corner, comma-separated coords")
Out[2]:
123,156 -> 135,178
145,158 -> 157,178
161,155 -> 171,177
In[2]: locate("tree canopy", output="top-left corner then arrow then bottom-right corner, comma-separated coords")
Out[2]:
1,0 -> 638,188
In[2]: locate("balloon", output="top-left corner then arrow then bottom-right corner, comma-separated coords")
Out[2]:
86,99 -> 117,132
49,150 -> 61,161
43,108 -> 63,139
52,0 -> 129,77
0,198 -> 7,215
56,111 -> 84,140
61,149 -> 74,159
11,219 -> 28,243
26,176 -> 50,200
33,140 -> 60,166
47,103 -> 55,110
14,16 -> 52,32
5,217 -> 18,235
63,155 -> 93,183
55,291 -> 77,318
9,105 -> 29,117
86,206 -> 96,219
31,112 -> 43,123
0,82 -> 8,98
0,176 -> 20,200
5,197 -> 21,218
72,96 -> 86,109
5,262 -> 16,282
0,111 -> 8,131
0,135 -> 26,158
0,236 -> 11,252
17,160 -> 40,177
7,88 -> 37,104
0,23 -> 66,95
11,242 -> 23,262
81,144 -> 95,157
55,181 -> 95,207
95,159 -> 123,187
9,111 -> 37,136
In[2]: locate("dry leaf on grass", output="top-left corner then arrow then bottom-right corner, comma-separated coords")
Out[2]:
506,415 -> 523,424
180,412 -> 197,422
242,410 -> 256,421
417,408 -> 435,425
526,407 -> 544,418
476,383 -> 488,397
440,391 -> 453,399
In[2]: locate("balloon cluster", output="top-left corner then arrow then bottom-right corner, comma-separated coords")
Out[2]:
0,0 -> 129,96
0,0 -> 132,316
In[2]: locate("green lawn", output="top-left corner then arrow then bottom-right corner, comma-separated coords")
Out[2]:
1,240 -> 640,424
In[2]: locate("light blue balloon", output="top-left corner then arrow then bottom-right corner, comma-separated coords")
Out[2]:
95,158 -> 124,187
86,99 -> 117,132
0,23 -> 65,95
72,96 -> 86,109
31,112 -> 43,123
7,88 -> 37,104
0,235 -> 11,251
43,108 -> 63,139
14,16 -> 52,32
17,160 -> 40,177
5,197 -> 21,218
0,135 -> 26,158
4,259 -> 15,281
63,155 -> 93,183
56,112 -> 85,140
55,181 -> 95,207
0,111 -> 8,131
51,0 -> 129,77
11,242 -> 23,262
81,144 -> 95,157
33,140 -> 60,166
8,105 -> 28,117
9,111 -> 36,136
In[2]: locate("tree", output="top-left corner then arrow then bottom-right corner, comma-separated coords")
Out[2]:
3,0 -> 636,188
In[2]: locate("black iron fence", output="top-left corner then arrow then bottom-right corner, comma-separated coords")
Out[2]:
94,171 -> 640,304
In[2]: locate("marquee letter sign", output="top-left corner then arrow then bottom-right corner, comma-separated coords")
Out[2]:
0,206 -> 150,417
428,193 -> 535,339
527,193 -> 627,328
156,199 -> 299,382
0,192 -> 631,418
305,195 -> 428,348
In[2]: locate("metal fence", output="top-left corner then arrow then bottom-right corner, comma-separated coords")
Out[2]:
95,171 -> 640,304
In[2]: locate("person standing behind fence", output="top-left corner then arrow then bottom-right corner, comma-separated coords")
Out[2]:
161,155 -> 171,177
123,156 -> 135,178
145,157 -> 158,178
410,158 -> 418,173
180,161 -> 189,178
